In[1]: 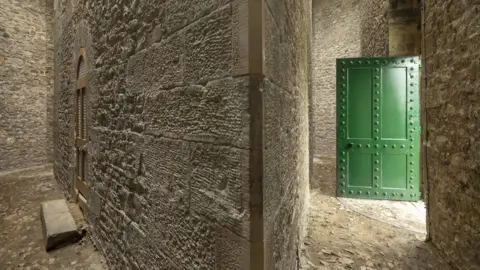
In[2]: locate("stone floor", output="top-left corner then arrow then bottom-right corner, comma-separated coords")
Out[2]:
0,166 -> 105,270
337,196 -> 426,234
302,159 -> 453,270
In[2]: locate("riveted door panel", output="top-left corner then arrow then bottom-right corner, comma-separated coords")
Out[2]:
336,56 -> 421,201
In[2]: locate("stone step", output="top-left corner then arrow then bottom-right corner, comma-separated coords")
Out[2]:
40,199 -> 81,251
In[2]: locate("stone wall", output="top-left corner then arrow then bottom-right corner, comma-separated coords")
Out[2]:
0,0 -> 54,171
54,0 -> 312,269
53,0 -> 254,268
311,0 -> 388,160
263,0 -> 311,269
424,0 -> 480,268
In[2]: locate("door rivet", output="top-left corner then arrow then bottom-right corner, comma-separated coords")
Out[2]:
401,145 -> 405,148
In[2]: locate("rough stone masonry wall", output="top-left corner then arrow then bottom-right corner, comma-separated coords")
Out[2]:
0,0 -> 54,171
424,0 -> 480,268
311,0 -> 388,160
54,0 -> 257,268
263,0 -> 311,269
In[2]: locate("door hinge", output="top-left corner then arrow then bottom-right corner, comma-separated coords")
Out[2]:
419,60 -> 422,68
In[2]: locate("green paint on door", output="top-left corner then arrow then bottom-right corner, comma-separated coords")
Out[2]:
336,56 -> 421,201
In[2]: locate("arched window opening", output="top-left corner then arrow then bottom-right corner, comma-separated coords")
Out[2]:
75,48 -> 88,210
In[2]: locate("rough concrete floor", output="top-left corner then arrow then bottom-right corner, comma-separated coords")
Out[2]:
302,159 -> 453,270
0,166 -> 105,270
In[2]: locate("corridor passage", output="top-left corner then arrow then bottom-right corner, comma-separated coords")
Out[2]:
302,159 -> 452,270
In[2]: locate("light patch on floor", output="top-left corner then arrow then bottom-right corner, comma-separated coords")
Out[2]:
337,197 -> 427,234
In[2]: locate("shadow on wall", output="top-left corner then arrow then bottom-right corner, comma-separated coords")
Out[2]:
45,0 -> 55,163
359,0 -> 389,56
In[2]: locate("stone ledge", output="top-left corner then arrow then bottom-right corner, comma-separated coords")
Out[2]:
40,199 -> 80,251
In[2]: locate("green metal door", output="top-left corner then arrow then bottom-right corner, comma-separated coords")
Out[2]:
336,56 -> 421,201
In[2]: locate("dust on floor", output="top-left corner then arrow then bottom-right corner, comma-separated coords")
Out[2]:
0,166 -> 105,270
302,159 -> 453,270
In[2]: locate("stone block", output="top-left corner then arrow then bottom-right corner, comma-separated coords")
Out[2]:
143,77 -> 250,148
40,199 -> 80,251
185,4 -> 232,83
